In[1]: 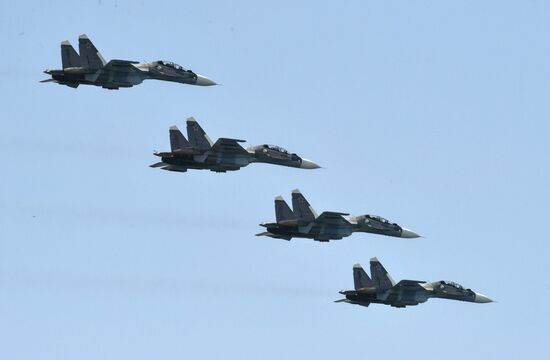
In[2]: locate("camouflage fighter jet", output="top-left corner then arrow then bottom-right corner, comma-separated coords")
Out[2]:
256,190 -> 419,242
41,34 -> 216,89
150,117 -> 320,173
336,257 -> 493,308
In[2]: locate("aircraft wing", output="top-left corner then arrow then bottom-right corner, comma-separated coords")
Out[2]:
211,138 -> 248,155
313,211 -> 351,226
392,280 -> 427,292
102,59 -> 142,73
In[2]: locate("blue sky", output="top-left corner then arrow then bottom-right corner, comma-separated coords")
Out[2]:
1,1 -> 549,359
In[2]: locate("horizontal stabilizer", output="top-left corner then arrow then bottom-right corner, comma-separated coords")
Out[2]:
44,81 -> 78,88
334,299 -> 370,306
150,162 -> 166,168
162,166 -> 188,172
149,162 -> 188,172
255,231 -> 273,237
255,231 -> 291,240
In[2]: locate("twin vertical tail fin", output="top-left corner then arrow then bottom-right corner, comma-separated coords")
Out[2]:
275,196 -> 297,223
61,40 -> 81,68
370,257 -> 396,290
78,34 -> 106,69
169,126 -> 190,152
167,118 -> 214,153
186,117 -> 213,151
353,264 -> 374,290
291,189 -> 318,222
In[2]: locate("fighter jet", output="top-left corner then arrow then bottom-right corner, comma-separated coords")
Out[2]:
336,257 -> 493,308
41,34 -> 216,89
150,117 -> 320,173
256,190 -> 419,242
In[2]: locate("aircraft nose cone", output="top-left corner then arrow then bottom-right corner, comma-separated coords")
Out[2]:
400,227 -> 421,238
474,292 -> 493,303
195,74 -> 217,86
300,158 -> 321,169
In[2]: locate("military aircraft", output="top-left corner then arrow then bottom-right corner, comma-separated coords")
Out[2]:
336,257 -> 493,308
41,34 -> 216,89
150,117 -> 320,173
256,190 -> 420,241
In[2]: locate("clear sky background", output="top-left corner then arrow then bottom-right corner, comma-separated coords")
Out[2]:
1,1 -> 549,359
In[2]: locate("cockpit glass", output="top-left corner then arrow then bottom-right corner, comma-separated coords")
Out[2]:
159,61 -> 186,71
446,281 -> 464,289
266,145 -> 289,154
367,215 -> 389,223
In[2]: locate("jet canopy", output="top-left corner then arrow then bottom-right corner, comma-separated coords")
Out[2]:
441,281 -> 464,290
248,144 -> 292,154
366,214 -> 392,224
265,144 -> 289,154
157,60 -> 189,71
